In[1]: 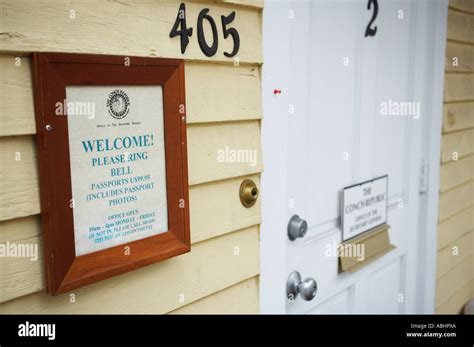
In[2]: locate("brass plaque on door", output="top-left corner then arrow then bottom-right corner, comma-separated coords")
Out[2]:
339,224 -> 395,273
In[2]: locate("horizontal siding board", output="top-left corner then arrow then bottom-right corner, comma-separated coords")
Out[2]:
186,63 -> 262,124
436,1 -> 474,318
444,73 -> 474,102
0,56 -> 262,137
439,155 -> 474,192
0,136 -> 40,220
0,226 -> 259,312
436,231 -> 473,279
190,175 -> 260,243
0,215 -> 40,243
443,102 -> 474,133
0,55 -> 35,136
0,0 -> 262,64
187,121 -> 262,185
0,236 -> 44,303
438,181 -> 473,222
445,42 -> 474,72
441,128 -> 474,163
0,174 -> 261,243
450,0 -> 474,13
0,217 -> 42,303
436,279 -> 474,314
221,0 -> 263,9
170,276 -> 259,313
0,121 -> 262,221
438,206 -> 474,249
447,10 -> 474,44
435,254 -> 474,308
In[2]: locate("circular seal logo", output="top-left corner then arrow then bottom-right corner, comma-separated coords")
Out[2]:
106,89 -> 130,119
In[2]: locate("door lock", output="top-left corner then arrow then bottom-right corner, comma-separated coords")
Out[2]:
239,179 -> 259,208
288,215 -> 307,240
286,271 -> 317,302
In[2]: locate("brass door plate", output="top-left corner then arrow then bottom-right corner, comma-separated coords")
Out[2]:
239,179 -> 259,208
339,223 -> 395,273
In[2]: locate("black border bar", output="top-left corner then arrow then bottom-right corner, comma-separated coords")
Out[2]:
0,314 -> 473,345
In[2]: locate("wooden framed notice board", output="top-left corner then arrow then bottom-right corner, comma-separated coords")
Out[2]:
32,52 -> 190,295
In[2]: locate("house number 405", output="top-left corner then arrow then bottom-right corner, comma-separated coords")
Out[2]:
169,3 -> 240,58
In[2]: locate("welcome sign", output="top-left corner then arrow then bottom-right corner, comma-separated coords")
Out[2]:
66,86 -> 169,256
32,53 -> 190,295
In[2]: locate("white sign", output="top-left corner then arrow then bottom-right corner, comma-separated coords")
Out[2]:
342,176 -> 388,241
66,86 -> 168,256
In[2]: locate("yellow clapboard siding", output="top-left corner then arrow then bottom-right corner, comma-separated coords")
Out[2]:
190,175 -> 261,243
443,102 -> 474,133
436,1 -> 474,319
438,206 -> 474,250
439,155 -> 474,192
0,214 -> 40,243
0,136 -> 40,220
0,173 -> 261,302
0,56 -> 262,137
436,231 -> 473,279
0,226 -> 259,312
436,279 -> 474,314
0,55 -> 35,136
170,276 -> 259,314
221,0 -> 263,9
0,0 -> 262,314
186,63 -> 262,124
447,10 -> 474,44
0,121 -> 262,221
450,0 -> 474,13
0,174 -> 261,243
0,0 -> 262,64
0,235 -> 44,303
0,216 -> 43,302
188,121 -> 262,185
444,73 -> 474,102
438,181 -> 474,222
436,256 -> 474,309
441,128 -> 474,163
445,42 -> 474,72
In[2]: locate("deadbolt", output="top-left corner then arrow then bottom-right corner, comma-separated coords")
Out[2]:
239,179 -> 258,208
288,215 -> 307,240
286,271 -> 317,302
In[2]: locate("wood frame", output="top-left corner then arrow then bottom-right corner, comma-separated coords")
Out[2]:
32,52 -> 190,295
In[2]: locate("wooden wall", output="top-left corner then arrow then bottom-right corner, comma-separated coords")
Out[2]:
436,0 -> 474,314
0,0 -> 262,313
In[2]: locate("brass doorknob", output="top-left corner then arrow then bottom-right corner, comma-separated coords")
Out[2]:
239,179 -> 259,208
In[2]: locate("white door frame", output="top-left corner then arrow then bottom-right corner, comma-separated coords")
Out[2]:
414,0 -> 449,314
260,0 -> 448,314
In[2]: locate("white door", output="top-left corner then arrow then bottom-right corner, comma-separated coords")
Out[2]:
260,0 -> 448,313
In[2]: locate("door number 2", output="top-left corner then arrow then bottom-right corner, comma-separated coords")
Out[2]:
365,0 -> 379,37
170,3 -> 240,58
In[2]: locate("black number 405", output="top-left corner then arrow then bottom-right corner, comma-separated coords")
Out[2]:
170,3 -> 240,58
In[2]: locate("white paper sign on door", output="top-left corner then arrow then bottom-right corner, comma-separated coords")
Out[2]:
342,176 -> 388,241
